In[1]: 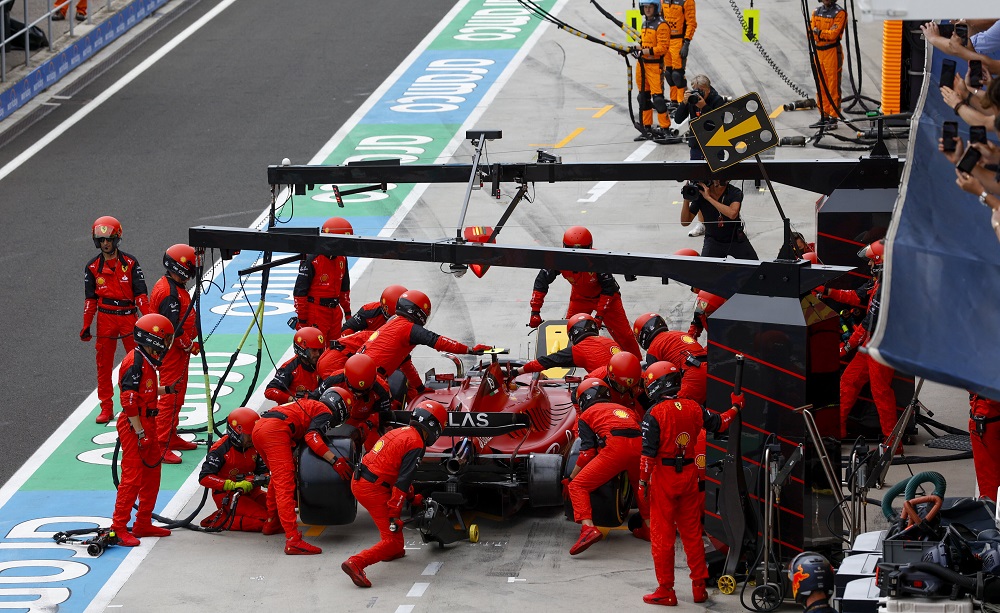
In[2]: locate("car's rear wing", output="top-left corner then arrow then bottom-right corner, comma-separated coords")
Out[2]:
389,411 -> 530,436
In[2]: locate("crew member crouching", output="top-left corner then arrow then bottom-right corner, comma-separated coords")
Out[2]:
199,407 -> 269,532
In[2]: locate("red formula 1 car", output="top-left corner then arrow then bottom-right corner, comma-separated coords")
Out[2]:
295,322 -> 635,546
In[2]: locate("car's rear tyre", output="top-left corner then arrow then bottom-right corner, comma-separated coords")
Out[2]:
562,439 -> 635,527
527,453 -> 564,507
297,436 -> 358,525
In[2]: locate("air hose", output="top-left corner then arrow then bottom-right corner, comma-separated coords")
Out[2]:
881,471 -> 947,521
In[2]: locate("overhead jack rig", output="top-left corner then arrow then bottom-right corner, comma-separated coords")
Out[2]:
189,130 -> 905,569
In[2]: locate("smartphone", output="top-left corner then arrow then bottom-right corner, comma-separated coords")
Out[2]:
970,60 -> 984,89
942,121 -> 959,152
955,23 -> 969,46
937,23 -> 955,39
970,125 -> 988,145
957,146 -> 982,173
940,59 -> 957,89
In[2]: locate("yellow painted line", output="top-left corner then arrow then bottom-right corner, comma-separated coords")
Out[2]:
554,127 -> 585,148
303,525 -> 325,537
769,106 -> 784,119
577,105 -> 614,118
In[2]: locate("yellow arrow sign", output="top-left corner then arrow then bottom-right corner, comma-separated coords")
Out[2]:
706,115 -> 762,148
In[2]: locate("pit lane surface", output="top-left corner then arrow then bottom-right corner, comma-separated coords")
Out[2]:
0,0 -> 974,611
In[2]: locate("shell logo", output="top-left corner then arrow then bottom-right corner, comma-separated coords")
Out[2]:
320,274 -> 329,282
675,432 -> 691,446
344,397 -> 353,406
681,335 -> 695,344
230,417 -> 239,427
369,331 -> 379,341
372,440 -> 384,453
695,454 -> 706,468
421,301 -> 430,310
610,346 -> 621,355
674,401 -> 683,410
152,325 -> 163,333
613,409 -> 630,420
96,276 -> 106,286
145,379 -> 154,389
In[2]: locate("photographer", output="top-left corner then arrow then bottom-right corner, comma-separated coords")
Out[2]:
672,74 -> 725,161
680,179 -> 758,259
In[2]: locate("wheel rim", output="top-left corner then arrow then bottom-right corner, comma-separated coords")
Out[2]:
717,575 -> 737,595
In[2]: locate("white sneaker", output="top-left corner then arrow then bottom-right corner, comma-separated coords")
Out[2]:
687,221 -> 705,237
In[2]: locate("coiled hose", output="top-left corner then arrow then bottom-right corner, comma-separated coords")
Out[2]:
881,471 -> 947,521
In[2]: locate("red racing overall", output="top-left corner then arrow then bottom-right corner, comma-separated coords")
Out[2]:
293,253 -> 351,341
357,315 -> 470,388
316,370 -> 394,450
829,278 -> 896,439
531,269 -> 642,357
642,396 -> 708,591
646,331 -> 707,404
316,329 -> 373,378
150,274 -> 196,450
251,399 -> 339,538
970,393 -> 1000,500
113,349 -> 161,531
522,336 -> 623,375
351,426 -> 425,567
83,252 -> 149,416
198,435 -> 269,531
265,357 -> 322,404
569,402 -> 649,524
342,300 -> 388,334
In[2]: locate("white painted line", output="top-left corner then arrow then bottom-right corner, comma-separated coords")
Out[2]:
508,577 -> 526,583
576,140 -> 657,203
406,582 -> 430,598
395,607 -> 415,613
0,0 -> 238,183
422,561 -> 443,576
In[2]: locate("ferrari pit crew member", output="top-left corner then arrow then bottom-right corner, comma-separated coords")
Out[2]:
81,216 -> 150,424
264,327 -> 326,403
512,314 -> 623,378
809,0 -> 847,129
528,226 -> 642,357
292,216 -> 353,341
198,407 -> 269,532
633,313 -> 707,404
357,290 -> 491,388
566,379 -> 649,555
969,392 -> 1000,500
341,284 -> 407,334
314,354 -> 395,451
112,314 -> 175,547
252,388 -> 352,554
588,351 -> 647,422
632,0 -> 675,142
688,289 -> 726,342
150,244 -> 201,464
342,400 -> 448,588
661,0 -> 697,105
820,240 -> 897,441
316,329 -> 373,378
789,552 -> 837,613
639,361 -> 741,605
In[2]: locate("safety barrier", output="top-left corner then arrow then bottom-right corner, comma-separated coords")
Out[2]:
0,0 -> 167,118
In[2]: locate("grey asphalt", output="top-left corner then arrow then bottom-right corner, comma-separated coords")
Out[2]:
0,0 -> 456,485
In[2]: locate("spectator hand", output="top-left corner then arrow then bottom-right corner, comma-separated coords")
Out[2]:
955,167 -> 986,196
730,392 -> 745,410
939,135 -> 965,165
940,86 -> 962,110
972,141 -> 1000,166
528,312 -> 543,328
80,326 -> 92,342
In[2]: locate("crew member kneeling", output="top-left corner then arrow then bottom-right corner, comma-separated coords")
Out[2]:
342,400 -> 447,588
199,407 -> 269,532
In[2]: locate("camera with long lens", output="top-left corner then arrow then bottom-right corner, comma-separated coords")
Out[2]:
686,89 -> 702,105
680,182 -> 702,200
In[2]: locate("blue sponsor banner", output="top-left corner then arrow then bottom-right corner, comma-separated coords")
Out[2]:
361,49 -> 514,125
870,49 -> 1000,399
0,0 -> 170,122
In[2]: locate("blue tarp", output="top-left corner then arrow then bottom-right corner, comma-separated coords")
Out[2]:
869,47 -> 1000,400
